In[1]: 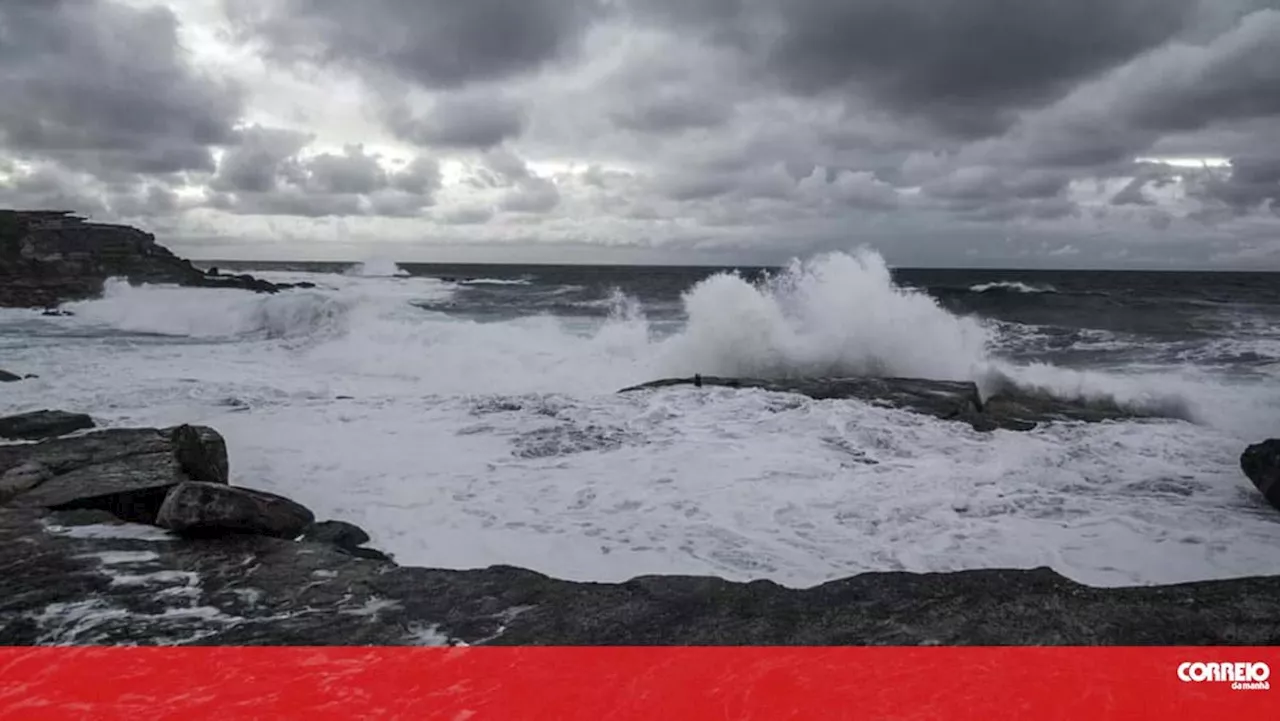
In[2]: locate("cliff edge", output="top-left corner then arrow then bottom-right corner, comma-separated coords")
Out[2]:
0,210 -> 304,308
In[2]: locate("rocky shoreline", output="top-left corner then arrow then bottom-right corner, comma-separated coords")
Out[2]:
4,211 -> 1280,645
0,209 -> 312,308
2,402 -> 1279,646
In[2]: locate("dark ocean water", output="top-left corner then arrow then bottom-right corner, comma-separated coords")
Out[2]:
5,254 -> 1280,588
210,260 -> 1280,375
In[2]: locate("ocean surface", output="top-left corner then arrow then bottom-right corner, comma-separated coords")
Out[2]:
3,249 -> 1280,588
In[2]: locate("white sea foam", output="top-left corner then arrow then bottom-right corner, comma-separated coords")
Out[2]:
5,248 -> 1280,590
970,281 -> 1056,294
460,278 -> 532,286
346,258 -> 409,277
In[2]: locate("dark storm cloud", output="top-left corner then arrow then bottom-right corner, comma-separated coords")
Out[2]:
1190,154 -> 1280,212
0,0 -> 243,176
207,126 -> 439,217
210,126 -> 313,193
970,9 -> 1280,171
609,95 -> 734,134
385,94 -> 528,149
226,0 -> 605,89
627,0 -> 1196,136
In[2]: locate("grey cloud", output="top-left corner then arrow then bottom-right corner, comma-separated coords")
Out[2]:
227,0 -> 605,89
211,126 -> 313,193
974,10 -> 1280,171
1190,153 -> 1280,211
501,178 -> 561,213
628,0 -> 1196,136
440,206 -> 496,225
386,94 -> 528,149
392,157 -> 444,196
208,127 -> 439,217
307,145 -> 388,195
0,0 -> 243,176
609,94 -> 734,134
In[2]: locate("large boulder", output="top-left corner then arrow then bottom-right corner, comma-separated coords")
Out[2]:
0,426 -> 229,523
0,410 -> 96,441
1241,439 -> 1280,511
157,482 -> 315,540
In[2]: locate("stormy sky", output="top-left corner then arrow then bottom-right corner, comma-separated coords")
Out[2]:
1,0 -> 1279,267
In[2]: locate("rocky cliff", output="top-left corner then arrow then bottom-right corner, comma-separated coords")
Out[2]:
0,210 -> 306,308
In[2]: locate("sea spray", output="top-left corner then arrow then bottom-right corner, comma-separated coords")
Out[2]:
657,249 -> 992,381
346,258 -> 409,278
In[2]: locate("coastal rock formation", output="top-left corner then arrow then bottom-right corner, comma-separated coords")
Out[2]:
157,482 -> 315,540
3,421 -> 1280,646
1241,439 -> 1280,511
619,376 -> 1156,431
3,507 -> 1280,646
0,425 -> 229,523
0,369 -> 22,382
0,410 -> 95,441
0,209 -> 307,308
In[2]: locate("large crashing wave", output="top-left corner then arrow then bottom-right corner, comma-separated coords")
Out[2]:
658,250 -> 992,381
63,279 -> 354,340
654,249 -> 1201,423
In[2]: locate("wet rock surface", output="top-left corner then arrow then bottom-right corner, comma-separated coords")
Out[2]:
0,410 -> 96,441
2,417 -> 1277,646
2,506 -> 1279,646
620,376 -> 1160,431
0,426 -> 229,523
1242,439 -> 1280,511
157,482 -> 315,540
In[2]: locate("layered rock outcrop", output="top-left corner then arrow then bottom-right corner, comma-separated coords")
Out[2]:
0,209 -> 309,308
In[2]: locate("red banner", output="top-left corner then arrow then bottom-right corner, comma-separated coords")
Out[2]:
0,647 -> 1274,720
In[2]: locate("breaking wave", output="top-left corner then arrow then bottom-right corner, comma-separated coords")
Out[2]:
969,281 -> 1056,294
346,259 -> 409,277
61,279 -> 354,340
49,250 -> 1242,430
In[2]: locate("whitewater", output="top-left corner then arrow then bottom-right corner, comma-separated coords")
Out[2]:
2,249 -> 1278,588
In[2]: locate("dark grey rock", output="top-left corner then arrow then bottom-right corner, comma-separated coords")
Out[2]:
620,376 -> 1163,431
1241,439 -> 1280,511
303,520 -> 395,562
2,506 -> 1279,646
0,369 -> 21,382
302,520 -> 371,550
170,425 -> 229,485
157,482 -> 315,540
0,209 -> 306,308
0,426 -> 229,523
0,410 -> 95,441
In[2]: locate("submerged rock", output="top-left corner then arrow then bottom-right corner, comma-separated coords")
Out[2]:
0,410 -> 95,441
0,426 -> 229,523
2,506 -> 1279,646
157,482 -> 315,540
302,519 -> 393,561
303,520 -> 371,549
1241,439 -> 1280,511
0,369 -> 22,382
620,376 -> 1158,431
